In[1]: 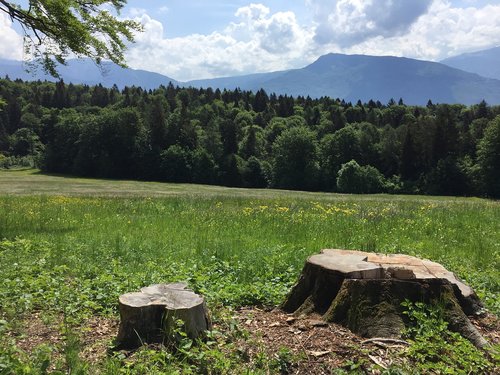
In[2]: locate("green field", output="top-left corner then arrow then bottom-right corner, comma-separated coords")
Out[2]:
0,170 -> 499,374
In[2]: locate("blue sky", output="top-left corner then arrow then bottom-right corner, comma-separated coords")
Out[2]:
145,0 -> 312,37
1,0 -> 500,81
131,0 -> 494,38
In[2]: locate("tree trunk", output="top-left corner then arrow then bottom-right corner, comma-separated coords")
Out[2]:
117,282 -> 211,348
282,249 -> 488,348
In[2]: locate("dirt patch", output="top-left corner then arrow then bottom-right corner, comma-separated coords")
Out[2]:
11,311 -> 118,366
79,316 -> 120,364
232,307 -> 500,374
13,311 -> 64,354
233,307 -> 400,373
470,313 -> 500,345
8,308 -> 499,373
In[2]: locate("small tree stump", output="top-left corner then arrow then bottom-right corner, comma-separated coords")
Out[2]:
117,282 -> 211,348
282,249 -> 488,348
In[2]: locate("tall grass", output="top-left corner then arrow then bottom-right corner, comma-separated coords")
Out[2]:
0,170 -> 498,312
0,192 -> 498,311
1,195 -> 498,265
0,172 -> 498,373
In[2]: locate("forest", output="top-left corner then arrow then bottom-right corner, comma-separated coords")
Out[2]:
1,77 -> 499,198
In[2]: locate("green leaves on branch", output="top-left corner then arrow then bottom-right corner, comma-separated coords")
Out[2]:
0,0 -> 142,77
336,160 -> 387,194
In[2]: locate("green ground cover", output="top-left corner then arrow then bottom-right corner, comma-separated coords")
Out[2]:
0,170 -> 498,373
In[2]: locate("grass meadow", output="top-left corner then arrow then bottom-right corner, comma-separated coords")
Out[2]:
0,169 -> 499,373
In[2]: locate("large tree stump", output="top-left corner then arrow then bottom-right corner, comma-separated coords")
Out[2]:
117,282 -> 211,348
282,249 -> 488,348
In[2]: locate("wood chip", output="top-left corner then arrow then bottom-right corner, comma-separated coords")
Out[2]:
309,320 -> 328,327
308,350 -> 331,358
297,324 -> 308,331
368,354 -> 388,369
361,338 -> 409,345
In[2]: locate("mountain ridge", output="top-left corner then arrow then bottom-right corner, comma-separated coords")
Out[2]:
441,46 -> 500,81
2,51 -> 500,105
0,58 -> 179,90
188,53 -> 500,105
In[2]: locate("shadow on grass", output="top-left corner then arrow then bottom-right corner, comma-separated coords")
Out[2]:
1,225 -> 77,238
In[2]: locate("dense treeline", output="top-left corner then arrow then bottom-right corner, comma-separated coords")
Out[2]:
1,77 -> 499,197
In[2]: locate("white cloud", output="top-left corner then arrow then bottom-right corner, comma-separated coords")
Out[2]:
124,0 -> 500,81
307,0 -> 433,46
128,8 -> 148,18
229,4 -> 311,54
0,13 -> 23,60
125,5 -> 315,81
3,1 -> 499,81
335,0 -> 500,61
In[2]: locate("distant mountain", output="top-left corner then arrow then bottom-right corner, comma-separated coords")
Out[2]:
441,46 -> 500,81
2,54 -> 500,105
186,53 -> 500,105
0,58 -> 178,89
187,70 -> 289,91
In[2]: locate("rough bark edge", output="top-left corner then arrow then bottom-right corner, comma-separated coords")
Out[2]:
116,285 -> 212,349
283,271 -> 489,348
281,262 -> 344,315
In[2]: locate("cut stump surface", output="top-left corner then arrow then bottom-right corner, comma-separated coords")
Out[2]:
282,249 -> 488,348
117,282 -> 211,348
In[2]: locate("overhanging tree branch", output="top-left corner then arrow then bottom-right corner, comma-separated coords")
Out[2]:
0,0 -> 142,77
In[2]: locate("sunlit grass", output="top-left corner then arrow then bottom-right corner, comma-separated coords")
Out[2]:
2,194 -> 498,268
0,170 -> 498,313
0,169 -> 499,373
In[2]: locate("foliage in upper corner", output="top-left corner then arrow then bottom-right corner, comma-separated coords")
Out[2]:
0,0 -> 142,77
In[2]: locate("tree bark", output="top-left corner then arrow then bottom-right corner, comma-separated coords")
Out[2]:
117,282 -> 211,348
282,249 -> 488,348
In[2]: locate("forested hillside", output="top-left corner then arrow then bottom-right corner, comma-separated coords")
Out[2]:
441,46 -> 500,81
191,53 -> 500,105
1,78 -> 499,197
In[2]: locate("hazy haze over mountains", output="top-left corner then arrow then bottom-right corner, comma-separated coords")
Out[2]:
2,1 -> 500,81
0,58 -> 179,90
440,46 -> 500,81
190,53 -> 500,105
2,48 -> 500,105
